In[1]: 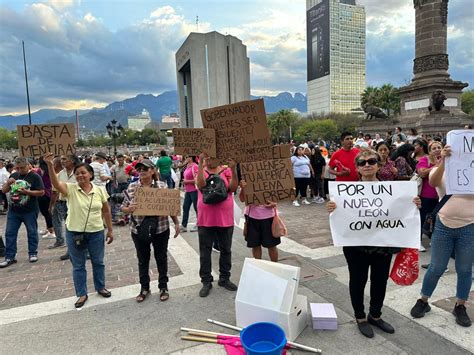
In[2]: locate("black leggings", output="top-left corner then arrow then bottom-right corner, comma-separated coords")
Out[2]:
343,246 -> 393,319
294,177 -> 310,198
38,195 -> 53,229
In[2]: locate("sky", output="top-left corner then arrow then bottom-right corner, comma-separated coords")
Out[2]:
0,0 -> 473,115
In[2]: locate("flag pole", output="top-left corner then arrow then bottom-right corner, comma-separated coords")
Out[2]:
22,40 -> 32,124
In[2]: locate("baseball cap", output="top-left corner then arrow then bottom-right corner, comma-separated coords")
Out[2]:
135,159 -> 155,169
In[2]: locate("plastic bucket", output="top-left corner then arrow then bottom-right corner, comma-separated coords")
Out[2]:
240,322 -> 287,355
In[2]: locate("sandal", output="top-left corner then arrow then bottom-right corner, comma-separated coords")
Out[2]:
75,295 -> 88,308
97,288 -> 112,298
136,289 -> 150,303
160,289 -> 169,302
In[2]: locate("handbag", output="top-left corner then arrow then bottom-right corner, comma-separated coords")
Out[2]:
410,173 -> 423,195
271,208 -> 287,238
243,206 -> 251,238
72,193 -> 94,250
390,248 -> 419,286
422,194 -> 452,237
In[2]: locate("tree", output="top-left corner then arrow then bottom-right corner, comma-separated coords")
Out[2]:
0,128 -> 17,149
461,90 -> 474,116
294,119 -> 338,142
267,109 -> 301,143
360,84 -> 400,117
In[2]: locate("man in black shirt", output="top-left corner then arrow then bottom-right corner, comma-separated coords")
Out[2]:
0,157 -> 44,268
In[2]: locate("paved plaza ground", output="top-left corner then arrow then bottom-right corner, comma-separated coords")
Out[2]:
0,198 -> 472,354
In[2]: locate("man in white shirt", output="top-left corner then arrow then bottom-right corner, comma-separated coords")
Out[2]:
0,159 -> 9,213
89,152 -> 112,187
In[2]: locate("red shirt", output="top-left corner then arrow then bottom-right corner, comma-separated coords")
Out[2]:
328,148 -> 360,181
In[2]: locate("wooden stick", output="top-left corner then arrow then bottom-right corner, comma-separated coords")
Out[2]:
180,327 -> 223,336
181,335 -> 218,344
206,319 -> 322,353
188,331 -> 238,339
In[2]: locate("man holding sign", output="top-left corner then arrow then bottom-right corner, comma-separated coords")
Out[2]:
121,159 -> 180,303
327,149 -> 421,338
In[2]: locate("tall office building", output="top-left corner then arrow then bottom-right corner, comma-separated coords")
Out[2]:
306,0 -> 365,114
175,32 -> 250,128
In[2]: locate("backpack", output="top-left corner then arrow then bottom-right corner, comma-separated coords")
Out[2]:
201,170 -> 228,204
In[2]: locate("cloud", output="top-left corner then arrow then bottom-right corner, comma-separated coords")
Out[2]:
0,3 -> 210,114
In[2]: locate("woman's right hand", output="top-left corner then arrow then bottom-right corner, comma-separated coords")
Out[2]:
43,153 -> 54,165
128,203 -> 138,214
326,200 -> 337,213
239,180 -> 247,189
441,145 -> 452,160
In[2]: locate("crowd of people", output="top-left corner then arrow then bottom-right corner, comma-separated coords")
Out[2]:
0,125 -> 472,333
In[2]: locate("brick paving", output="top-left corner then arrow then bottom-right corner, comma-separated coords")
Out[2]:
0,214 -> 181,310
0,199 -> 332,311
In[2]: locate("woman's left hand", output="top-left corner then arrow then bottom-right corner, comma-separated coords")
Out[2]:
106,231 -> 114,244
264,200 -> 277,208
441,145 -> 452,159
413,196 -> 421,209
174,224 -> 180,238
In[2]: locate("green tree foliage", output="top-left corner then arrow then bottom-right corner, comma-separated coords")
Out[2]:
76,128 -> 167,148
361,84 -> 400,117
0,128 -> 17,149
267,109 -> 301,143
294,119 -> 338,142
461,90 -> 474,116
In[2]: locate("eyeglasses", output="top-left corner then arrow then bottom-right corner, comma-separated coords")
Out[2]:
136,167 -> 150,172
356,158 -> 378,167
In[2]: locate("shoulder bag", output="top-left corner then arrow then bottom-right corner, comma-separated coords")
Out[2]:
72,193 -> 95,250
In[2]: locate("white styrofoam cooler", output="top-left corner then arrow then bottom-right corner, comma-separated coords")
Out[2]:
235,258 -> 308,341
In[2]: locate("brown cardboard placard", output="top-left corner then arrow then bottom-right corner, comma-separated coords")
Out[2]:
17,123 -> 76,157
133,187 -> 181,216
240,158 -> 296,205
200,99 -> 272,162
172,128 -> 216,157
272,144 -> 292,159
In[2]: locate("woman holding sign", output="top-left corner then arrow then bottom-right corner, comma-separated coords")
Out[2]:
195,154 -> 238,298
410,145 -> 474,327
121,159 -> 180,303
43,153 -> 113,309
327,149 -> 421,338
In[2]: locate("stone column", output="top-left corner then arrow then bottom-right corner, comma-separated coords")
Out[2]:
412,0 -> 450,82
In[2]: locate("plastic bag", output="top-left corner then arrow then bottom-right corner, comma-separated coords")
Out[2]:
390,248 -> 419,286
271,209 -> 287,238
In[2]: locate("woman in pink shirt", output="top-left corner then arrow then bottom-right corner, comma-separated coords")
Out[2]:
416,141 -> 442,251
195,155 -> 238,298
238,180 -> 280,262
180,156 -> 198,232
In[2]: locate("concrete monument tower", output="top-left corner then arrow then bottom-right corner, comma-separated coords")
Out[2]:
397,0 -> 471,132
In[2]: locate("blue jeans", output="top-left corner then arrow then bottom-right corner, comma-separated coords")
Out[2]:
66,229 -> 106,297
160,172 -> 173,188
181,191 -> 198,227
52,201 -> 68,244
4,209 -> 39,259
421,217 -> 474,301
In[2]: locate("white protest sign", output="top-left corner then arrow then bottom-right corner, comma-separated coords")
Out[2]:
446,130 -> 474,195
328,181 -> 420,248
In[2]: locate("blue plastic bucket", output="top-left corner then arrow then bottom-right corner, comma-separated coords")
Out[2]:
240,322 -> 287,355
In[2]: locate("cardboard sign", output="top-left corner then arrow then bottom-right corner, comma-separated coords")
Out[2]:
446,130 -> 474,194
272,144 -> 292,159
133,187 -> 181,216
17,123 -> 76,157
241,158 -> 296,205
328,181 -> 420,248
172,128 -> 216,157
200,99 -> 272,162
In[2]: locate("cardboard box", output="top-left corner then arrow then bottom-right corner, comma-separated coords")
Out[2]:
235,258 -> 308,341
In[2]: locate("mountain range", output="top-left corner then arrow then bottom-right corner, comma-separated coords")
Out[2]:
0,91 -> 307,132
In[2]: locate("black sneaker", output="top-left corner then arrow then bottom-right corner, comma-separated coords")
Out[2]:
48,242 -> 65,249
410,299 -> 431,318
0,258 -> 17,268
199,282 -> 212,297
453,304 -> 472,327
368,315 -> 395,334
59,253 -> 70,261
217,279 -> 238,291
356,320 -> 374,338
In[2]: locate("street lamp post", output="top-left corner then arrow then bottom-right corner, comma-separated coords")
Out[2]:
106,119 -> 124,156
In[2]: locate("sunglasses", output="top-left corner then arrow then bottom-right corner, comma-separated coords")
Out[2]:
356,158 -> 378,167
136,167 -> 150,172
